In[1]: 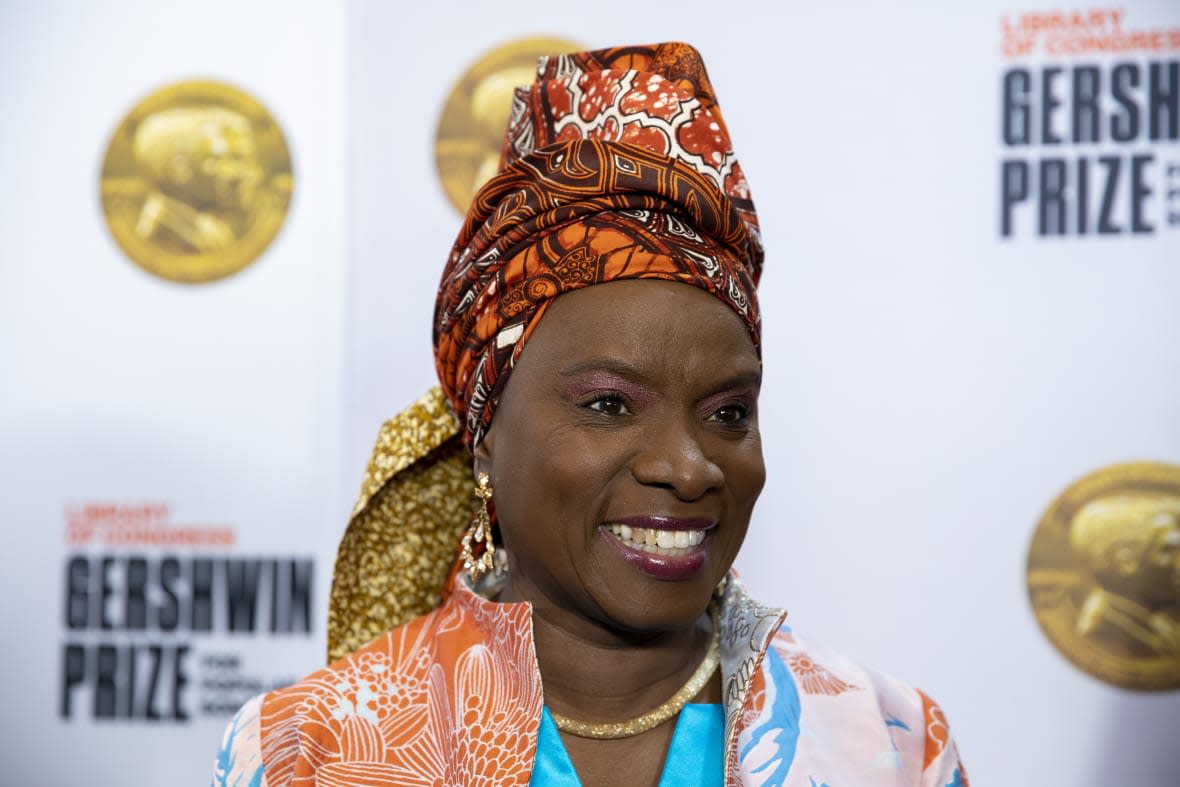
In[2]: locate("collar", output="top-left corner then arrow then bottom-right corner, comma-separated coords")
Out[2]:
449,565 -> 787,759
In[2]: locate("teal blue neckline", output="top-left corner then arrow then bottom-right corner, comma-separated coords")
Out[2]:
529,703 -> 725,786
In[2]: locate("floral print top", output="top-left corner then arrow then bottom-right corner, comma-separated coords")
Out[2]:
213,575 -> 968,786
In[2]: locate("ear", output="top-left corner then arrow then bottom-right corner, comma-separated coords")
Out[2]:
472,426 -> 494,479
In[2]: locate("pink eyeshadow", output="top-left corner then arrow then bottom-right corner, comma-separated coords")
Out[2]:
563,371 -> 655,405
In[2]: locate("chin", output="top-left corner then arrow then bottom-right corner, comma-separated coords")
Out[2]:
591,575 -> 722,635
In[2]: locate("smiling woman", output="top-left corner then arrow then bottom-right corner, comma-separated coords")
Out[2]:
212,42 -> 968,786
483,281 -> 765,642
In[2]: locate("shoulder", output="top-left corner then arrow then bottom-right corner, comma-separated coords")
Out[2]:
263,599 -> 455,714
211,693 -> 267,787
746,621 -> 969,786
209,604 -> 458,787
768,626 -> 923,718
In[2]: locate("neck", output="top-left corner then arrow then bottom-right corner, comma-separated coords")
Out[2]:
501,579 -> 719,723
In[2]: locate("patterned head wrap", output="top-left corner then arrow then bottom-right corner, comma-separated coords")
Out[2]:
433,42 -> 764,445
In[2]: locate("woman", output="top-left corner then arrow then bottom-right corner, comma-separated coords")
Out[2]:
214,42 -> 968,786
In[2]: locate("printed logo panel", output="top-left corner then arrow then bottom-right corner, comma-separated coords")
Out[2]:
60,503 -> 316,721
997,8 -> 1180,238
100,80 -> 293,283
1027,462 -> 1180,691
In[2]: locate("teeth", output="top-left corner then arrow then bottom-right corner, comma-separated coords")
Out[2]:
606,524 -> 707,555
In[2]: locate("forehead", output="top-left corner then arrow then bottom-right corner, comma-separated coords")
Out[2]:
515,279 -> 759,379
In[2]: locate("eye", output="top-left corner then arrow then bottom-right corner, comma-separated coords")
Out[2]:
708,402 -> 750,426
583,394 -> 632,417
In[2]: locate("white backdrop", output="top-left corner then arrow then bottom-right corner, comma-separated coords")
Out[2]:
2,1 -> 1178,785
0,1 -> 346,783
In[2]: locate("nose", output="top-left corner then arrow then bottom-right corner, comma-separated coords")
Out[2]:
630,417 -> 724,501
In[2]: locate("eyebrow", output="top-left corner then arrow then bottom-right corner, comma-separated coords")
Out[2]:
557,358 -> 762,391
711,368 -> 763,391
558,358 -> 650,381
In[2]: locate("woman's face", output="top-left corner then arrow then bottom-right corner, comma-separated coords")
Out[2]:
476,279 -> 764,635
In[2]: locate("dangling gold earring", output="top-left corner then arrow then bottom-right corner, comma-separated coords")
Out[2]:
461,472 -> 495,579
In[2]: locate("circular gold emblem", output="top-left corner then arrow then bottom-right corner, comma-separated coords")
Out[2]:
1027,462 -> 1180,691
100,80 -> 293,283
434,36 -> 582,215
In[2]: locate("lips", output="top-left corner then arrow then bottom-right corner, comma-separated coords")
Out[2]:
600,516 -> 715,580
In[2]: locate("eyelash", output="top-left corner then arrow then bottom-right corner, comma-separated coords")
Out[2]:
708,402 -> 750,426
579,393 -> 752,426
581,392 -> 632,417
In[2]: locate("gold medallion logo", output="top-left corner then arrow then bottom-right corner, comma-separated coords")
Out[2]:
1027,462 -> 1180,691
100,80 -> 293,283
434,36 -> 582,215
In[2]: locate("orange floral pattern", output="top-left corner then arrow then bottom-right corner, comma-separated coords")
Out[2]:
257,583 -> 542,786
214,576 -> 969,786
786,652 -> 861,696
918,689 -> 950,772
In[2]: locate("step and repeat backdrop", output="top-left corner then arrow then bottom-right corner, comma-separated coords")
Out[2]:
2,1 -> 1178,785
0,1 -> 347,783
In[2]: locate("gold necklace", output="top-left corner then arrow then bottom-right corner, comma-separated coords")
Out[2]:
550,609 -> 721,740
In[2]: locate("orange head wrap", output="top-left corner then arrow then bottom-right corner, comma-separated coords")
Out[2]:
433,42 -> 764,446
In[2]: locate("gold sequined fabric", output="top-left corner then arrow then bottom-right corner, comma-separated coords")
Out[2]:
328,386 -> 471,662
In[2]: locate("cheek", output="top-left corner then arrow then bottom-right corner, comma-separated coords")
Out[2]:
716,440 -> 764,551
491,425 -> 623,540
728,437 -> 766,507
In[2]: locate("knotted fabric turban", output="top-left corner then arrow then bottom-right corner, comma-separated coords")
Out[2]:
433,42 -> 765,446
